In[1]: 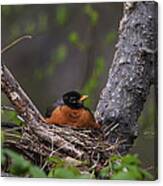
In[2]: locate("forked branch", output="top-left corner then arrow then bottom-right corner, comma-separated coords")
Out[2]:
1,2 -> 157,168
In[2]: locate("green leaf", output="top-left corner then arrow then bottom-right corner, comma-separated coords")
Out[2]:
1,110 -> 22,125
111,171 -> 137,180
95,56 -> 105,76
105,32 -> 117,44
1,148 -> 6,165
29,166 -> 47,178
4,149 -> 30,175
82,56 -> 105,108
3,149 -> 47,177
98,154 -> 153,180
99,166 -> 110,178
112,161 -> 122,171
126,165 -> 143,180
122,154 -> 141,165
55,44 -> 68,62
48,163 -> 92,179
25,22 -> 36,34
84,5 -> 99,26
50,44 -> 68,63
139,168 -> 153,180
48,166 -> 80,179
48,156 -> 65,166
1,130 -> 4,143
68,32 -> 79,45
56,5 -> 69,26
45,44 -> 68,77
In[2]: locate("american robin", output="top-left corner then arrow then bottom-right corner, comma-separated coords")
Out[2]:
45,91 -> 100,129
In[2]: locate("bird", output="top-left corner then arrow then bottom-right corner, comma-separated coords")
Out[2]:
45,91 -> 101,129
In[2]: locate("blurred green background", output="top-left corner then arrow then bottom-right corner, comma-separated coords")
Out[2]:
1,3 -> 157,177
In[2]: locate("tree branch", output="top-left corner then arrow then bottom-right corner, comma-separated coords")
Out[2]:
2,63 -> 119,167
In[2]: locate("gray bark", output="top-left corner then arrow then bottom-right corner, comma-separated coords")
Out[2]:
95,1 -> 157,141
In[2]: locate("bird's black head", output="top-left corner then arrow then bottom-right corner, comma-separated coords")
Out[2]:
63,91 -> 88,109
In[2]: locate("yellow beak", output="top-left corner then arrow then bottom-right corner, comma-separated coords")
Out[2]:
79,95 -> 88,102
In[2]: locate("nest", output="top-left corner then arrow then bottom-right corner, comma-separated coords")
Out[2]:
3,120 -> 134,172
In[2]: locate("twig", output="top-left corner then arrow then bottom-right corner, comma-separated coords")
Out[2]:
3,127 -> 22,132
1,35 -> 32,54
1,105 -> 15,111
41,137 -> 78,171
105,123 -> 119,137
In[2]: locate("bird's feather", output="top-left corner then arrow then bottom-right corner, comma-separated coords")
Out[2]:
45,98 -> 64,117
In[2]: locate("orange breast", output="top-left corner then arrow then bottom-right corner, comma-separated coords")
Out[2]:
45,105 -> 100,129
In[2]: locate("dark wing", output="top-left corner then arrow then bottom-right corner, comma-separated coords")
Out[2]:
45,98 -> 64,117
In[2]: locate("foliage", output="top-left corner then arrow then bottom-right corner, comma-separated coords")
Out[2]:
84,5 -> 99,26
99,154 -> 153,180
34,44 -> 68,79
1,4 -> 117,96
48,165 -> 91,179
68,31 -> 85,50
55,44 -> 68,62
82,56 -> 105,108
1,109 -> 23,126
1,146 -> 153,180
56,5 -> 69,26
105,32 -> 117,45
25,21 -> 36,34
47,156 -> 93,179
2,149 -> 47,177
68,32 -> 79,45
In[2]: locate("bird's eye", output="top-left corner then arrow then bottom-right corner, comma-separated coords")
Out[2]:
69,97 -> 77,103
70,97 -> 76,102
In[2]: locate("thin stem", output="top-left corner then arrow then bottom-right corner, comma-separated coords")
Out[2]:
1,35 -> 32,54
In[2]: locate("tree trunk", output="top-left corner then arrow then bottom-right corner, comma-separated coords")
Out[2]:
1,2 -> 157,169
95,1 -> 157,145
